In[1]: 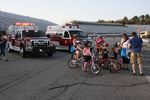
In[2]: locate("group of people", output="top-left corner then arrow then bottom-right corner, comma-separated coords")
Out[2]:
121,32 -> 143,76
72,35 -> 92,72
0,33 -> 8,61
1,31 -> 144,75
72,31 -> 144,76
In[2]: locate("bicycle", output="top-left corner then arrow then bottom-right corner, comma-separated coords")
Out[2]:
82,54 -> 101,75
97,57 -> 111,70
96,51 -> 111,70
108,58 -> 121,73
68,56 -> 84,69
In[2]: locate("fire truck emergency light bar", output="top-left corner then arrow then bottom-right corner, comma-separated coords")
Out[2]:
15,22 -> 35,26
62,24 -> 79,29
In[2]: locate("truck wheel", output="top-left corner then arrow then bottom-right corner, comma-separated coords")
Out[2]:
20,47 -> 26,58
47,53 -> 53,57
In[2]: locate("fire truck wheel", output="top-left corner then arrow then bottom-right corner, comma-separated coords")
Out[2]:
20,47 -> 26,58
47,52 -> 53,57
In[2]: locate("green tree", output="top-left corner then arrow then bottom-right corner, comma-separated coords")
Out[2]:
97,19 -> 105,23
122,16 -> 129,24
115,19 -> 122,23
140,15 -> 145,24
131,16 -> 140,24
145,14 -> 150,24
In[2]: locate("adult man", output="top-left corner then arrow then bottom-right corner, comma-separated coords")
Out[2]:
0,34 -> 8,61
128,32 -> 143,76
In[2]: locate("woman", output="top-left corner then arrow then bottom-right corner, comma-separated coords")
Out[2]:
121,33 -> 130,70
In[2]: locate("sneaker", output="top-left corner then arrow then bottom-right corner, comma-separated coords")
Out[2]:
3,57 -> 8,61
4,59 -> 8,61
72,59 -> 77,63
140,73 -> 144,76
83,69 -> 87,73
132,73 -> 136,76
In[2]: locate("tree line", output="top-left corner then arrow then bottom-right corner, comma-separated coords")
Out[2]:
97,14 -> 150,25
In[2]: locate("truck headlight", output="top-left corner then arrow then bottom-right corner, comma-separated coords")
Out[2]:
48,41 -> 53,46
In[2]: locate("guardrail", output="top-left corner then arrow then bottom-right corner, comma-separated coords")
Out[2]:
87,34 -> 130,38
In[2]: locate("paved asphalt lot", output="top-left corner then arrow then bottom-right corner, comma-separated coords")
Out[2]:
0,41 -> 150,100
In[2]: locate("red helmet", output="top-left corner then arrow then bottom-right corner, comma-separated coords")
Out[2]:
96,37 -> 105,44
104,43 -> 109,47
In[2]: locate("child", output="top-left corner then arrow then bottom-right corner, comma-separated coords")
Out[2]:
109,47 -> 118,72
83,41 -> 92,72
116,43 -> 123,66
109,47 -> 118,60
96,36 -> 105,53
99,43 -> 109,59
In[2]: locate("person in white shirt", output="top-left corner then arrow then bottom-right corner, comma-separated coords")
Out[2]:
120,33 -> 130,70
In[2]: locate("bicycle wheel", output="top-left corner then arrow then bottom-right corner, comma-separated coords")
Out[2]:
90,63 -> 101,75
109,63 -> 117,73
105,60 -> 111,70
117,63 -> 121,71
68,58 -> 78,69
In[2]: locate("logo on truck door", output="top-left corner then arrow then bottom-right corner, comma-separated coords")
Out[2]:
65,40 -> 67,44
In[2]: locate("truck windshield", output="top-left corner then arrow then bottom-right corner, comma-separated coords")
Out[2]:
69,31 -> 86,38
22,30 -> 45,37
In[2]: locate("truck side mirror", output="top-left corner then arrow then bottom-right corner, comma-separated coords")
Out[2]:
64,32 -> 69,38
47,34 -> 50,38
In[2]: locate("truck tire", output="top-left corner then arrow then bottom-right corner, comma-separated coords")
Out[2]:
47,52 -> 53,57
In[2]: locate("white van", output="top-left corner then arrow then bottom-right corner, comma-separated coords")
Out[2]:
140,31 -> 150,38
140,31 -> 150,43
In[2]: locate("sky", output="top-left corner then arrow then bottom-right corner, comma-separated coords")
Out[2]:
0,0 -> 150,24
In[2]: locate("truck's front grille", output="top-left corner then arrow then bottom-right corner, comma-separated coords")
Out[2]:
32,40 -> 49,46
34,43 -> 48,46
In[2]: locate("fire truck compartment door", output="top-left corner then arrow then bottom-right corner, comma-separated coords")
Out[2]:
60,31 -> 70,46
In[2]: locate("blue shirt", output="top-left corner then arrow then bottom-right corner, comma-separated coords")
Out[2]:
129,36 -> 143,53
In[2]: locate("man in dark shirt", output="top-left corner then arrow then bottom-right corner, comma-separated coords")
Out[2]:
0,34 -> 8,61
128,32 -> 143,76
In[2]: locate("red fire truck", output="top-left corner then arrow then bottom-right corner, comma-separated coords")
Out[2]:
46,24 -> 90,52
7,22 -> 56,58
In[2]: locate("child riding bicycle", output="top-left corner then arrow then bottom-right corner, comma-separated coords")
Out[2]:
83,41 -> 92,72
72,35 -> 83,61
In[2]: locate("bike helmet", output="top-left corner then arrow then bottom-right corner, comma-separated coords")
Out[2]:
76,40 -> 81,44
